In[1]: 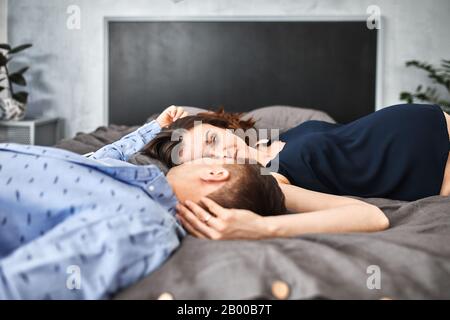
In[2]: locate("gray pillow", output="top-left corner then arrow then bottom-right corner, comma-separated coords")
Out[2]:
246,105 -> 335,133
149,105 -> 335,134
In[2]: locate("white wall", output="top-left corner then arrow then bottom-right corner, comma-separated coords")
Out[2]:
7,0 -> 450,137
0,0 -> 7,100
0,0 -> 6,43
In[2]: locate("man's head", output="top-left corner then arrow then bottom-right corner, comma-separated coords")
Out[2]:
166,158 -> 287,216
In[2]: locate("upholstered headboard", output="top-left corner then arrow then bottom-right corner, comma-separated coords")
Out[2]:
106,18 -> 381,125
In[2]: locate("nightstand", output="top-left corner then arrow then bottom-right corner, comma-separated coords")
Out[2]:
0,117 -> 62,146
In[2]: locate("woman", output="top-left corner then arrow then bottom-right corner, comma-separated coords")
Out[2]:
143,106 -> 390,240
144,104 -> 450,202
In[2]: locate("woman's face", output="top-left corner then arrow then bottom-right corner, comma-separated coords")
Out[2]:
177,123 -> 255,163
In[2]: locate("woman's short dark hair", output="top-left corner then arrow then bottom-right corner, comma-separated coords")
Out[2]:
142,108 -> 256,167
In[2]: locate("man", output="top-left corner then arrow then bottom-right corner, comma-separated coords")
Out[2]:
0,106 -> 286,299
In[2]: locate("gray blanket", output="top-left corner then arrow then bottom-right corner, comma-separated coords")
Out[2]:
116,196 -> 450,300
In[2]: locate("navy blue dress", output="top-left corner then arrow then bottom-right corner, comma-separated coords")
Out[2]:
270,104 -> 450,201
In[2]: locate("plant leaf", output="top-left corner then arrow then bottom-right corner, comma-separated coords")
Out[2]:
9,73 -> 27,86
441,59 -> 450,65
399,92 -> 414,103
12,66 -> 29,75
0,44 -> 11,51
9,44 -> 32,54
12,91 -> 28,104
406,59 -> 450,90
0,53 -> 7,67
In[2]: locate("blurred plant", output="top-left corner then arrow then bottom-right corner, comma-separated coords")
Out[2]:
400,59 -> 450,112
0,43 -> 33,104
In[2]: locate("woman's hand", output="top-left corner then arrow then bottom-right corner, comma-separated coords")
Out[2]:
156,105 -> 188,128
176,197 -> 271,240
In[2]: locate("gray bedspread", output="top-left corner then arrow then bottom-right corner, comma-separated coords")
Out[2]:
116,195 -> 450,300
55,124 -> 137,155
54,108 -> 450,299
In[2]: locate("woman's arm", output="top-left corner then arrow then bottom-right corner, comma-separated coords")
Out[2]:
276,184 -> 389,235
90,106 -> 187,161
176,191 -> 389,240
280,183 -> 375,212
263,203 -> 389,237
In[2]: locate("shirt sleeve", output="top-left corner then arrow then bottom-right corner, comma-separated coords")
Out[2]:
89,120 -> 162,161
0,205 -> 181,300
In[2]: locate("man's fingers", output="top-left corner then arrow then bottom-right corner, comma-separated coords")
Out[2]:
199,197 -> 227,218
164,105 -> 176,118
180,111 -> 189,119
174,107 -> 185,120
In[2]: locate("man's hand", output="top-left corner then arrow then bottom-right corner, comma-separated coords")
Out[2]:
156,105 -> 188,128
176,197 -> 271,240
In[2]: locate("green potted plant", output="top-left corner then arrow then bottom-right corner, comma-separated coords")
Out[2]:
400,59 -> 450,112
0,43 -> 33,120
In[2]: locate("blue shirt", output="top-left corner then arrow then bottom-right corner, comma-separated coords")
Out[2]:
0,120 -> 185,299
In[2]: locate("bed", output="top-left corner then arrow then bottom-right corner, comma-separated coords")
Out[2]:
54,106 -> 450,299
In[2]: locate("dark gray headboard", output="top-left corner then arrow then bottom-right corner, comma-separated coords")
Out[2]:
107,19 -> 380,125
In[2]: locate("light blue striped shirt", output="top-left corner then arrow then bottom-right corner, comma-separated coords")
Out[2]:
0,120 -> 184,299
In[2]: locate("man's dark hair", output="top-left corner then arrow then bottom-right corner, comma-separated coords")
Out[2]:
206,163 -> 287,217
